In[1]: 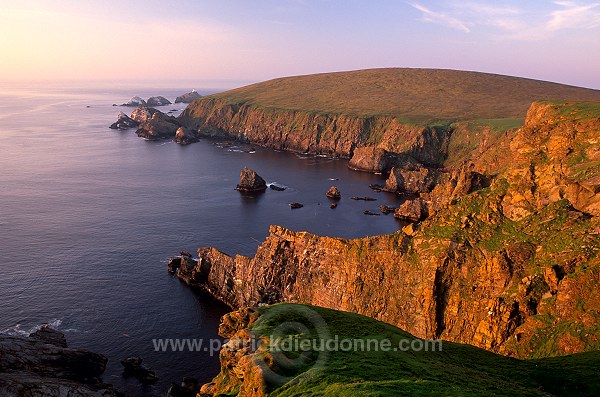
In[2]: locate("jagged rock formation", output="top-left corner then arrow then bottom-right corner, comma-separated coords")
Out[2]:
172,101 -> 600,359
131,106 -> 159,123
393,197 -> 426,222
147,96 -> 171,107
174,127 -> 198,145
0,326 -> 121,396
109,112 -> 139,130
175,90 -> 201,104
135,108 -> 182,140
236,167 -> 267,192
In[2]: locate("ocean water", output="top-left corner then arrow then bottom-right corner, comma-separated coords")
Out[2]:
0,81 -> 403,396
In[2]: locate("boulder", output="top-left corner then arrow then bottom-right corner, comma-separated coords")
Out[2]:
175,90 -> 201,104
236,167 -> 267,192
121,96 -> 146,107
109,112 -> 139,130
175,127 -> 199,145
135,110 -> 182,140
121,356 -> 158,384
394,198 -> 426,222
147,96 -> 172,107
326,186 -> 341,200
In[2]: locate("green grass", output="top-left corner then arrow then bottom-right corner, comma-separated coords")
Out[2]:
469,117 -> 525,132
539,100 -> 600,120
248,304 -> 600,396
200,69 -> 600,123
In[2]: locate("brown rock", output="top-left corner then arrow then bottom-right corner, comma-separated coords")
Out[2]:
135,109 -> 181,140
175,127 -> 199,145
236,167 -> 267,192
325,186 -> 341,200
385,166 -> 437,194
394,198 -> 426,222
348,146 -> 395,173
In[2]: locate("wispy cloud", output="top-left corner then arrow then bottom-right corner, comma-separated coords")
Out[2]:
408,2 -> 471,32
547,1 -> 600,30
408,0 -> 600,40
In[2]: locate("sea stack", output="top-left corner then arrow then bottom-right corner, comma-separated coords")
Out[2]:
236,167 -> 267,192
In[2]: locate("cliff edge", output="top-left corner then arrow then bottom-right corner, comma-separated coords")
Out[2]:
172,101 -> 600,359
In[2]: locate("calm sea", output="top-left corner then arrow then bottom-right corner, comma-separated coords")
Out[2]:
0,81 -> 403,396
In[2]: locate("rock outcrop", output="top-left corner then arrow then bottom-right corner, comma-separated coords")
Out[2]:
147,96 -> 171,107
174,127 -> 198,145
121,96 -> 146,107
0,327 -> 121,396
109,112 -> 139,130
236,167 -> 267,192
394,197 -> 426,222
131,106 -> 159,123
135,108 -> 182,140
175,90 -> 201,104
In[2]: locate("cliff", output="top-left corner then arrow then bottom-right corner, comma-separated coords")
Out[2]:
179,68 -> 600,170
172,101 -> 600,359
199,304 -> 600,396
180,97 -> 450,164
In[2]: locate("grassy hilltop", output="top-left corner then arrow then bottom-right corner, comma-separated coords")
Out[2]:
209,68 -> 600,124
204,304 -> 600,397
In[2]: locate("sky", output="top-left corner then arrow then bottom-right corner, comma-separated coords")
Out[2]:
0,0 -> 599,88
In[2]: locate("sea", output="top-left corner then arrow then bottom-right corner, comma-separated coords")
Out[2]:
0,80 -> 404,396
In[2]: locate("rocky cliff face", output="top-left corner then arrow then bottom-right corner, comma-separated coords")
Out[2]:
173,101 -> 600,359
179,98 -> 451,165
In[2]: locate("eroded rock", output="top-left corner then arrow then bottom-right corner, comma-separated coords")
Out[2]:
109,112 -> 139,130
175,127 -> 198,145
236,167 -> 267,192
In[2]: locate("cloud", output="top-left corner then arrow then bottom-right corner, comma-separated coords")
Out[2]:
408,1 -> 600,40
547,1 -> 600,30
408,2 -> 471,33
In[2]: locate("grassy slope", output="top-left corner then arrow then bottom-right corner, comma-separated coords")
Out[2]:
209,68 -> 600,125
253,304 -> 600,397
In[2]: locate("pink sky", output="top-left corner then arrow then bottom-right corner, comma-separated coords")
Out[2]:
1,0 -> 599,89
